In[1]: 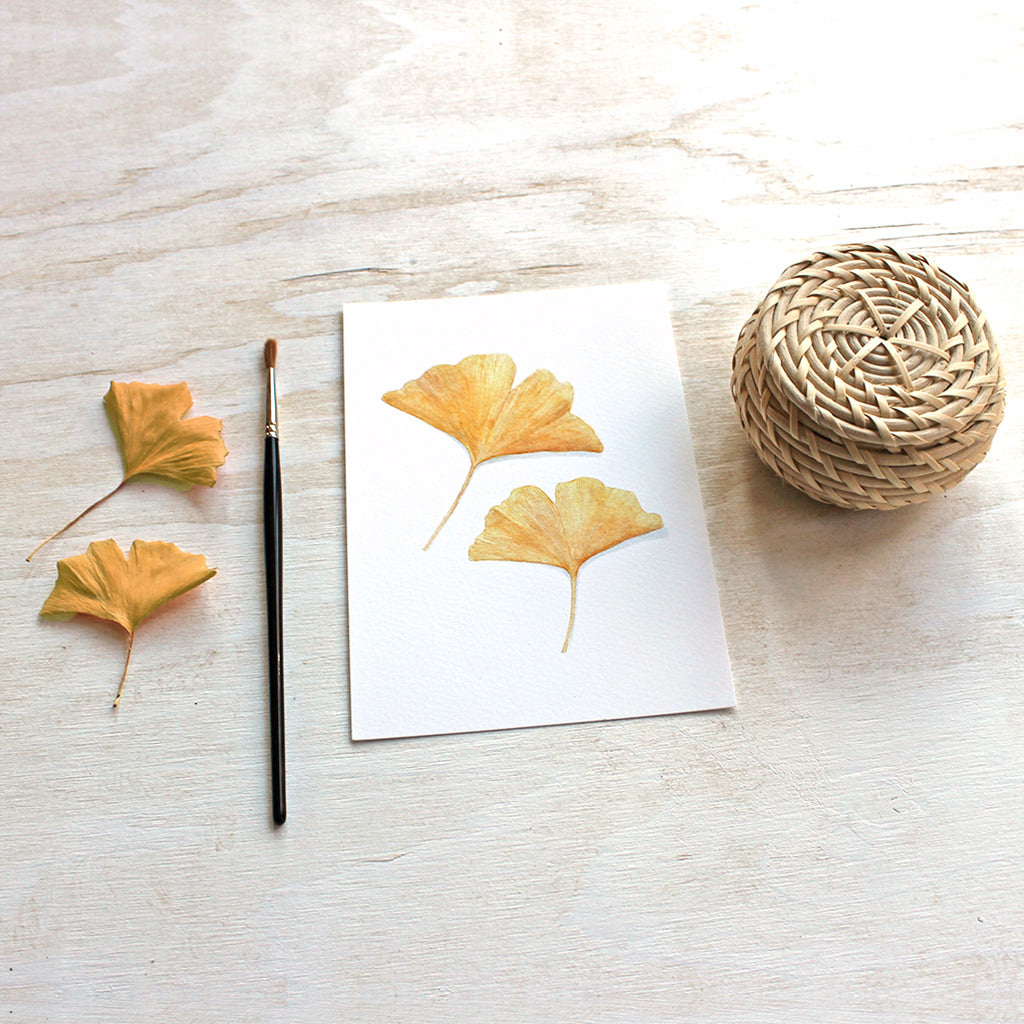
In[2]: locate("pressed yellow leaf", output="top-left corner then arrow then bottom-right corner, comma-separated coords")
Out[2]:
104,381 -> 228,488
28,381 -> 228,561
40,539 -> 217,706
469,477 -> 663,652
382,354 -> 603,548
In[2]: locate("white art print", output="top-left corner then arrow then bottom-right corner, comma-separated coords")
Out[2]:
343,283 -> 734,740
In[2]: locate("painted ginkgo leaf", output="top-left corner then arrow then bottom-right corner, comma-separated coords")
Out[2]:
382,354 -> 603,548
469,476 -> 663,652
28,382 -> 228,561
40,539 -> 217,707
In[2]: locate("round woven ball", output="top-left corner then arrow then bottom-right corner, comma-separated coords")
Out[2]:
731,243 -> 1005,509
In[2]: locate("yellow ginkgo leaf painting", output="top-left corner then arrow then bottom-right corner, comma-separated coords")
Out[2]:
469,477 -> 663,652
382,353 -> 603,548
343,284 -> 736,741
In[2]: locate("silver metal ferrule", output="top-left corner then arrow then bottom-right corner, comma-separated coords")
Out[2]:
265,367 -> 279,438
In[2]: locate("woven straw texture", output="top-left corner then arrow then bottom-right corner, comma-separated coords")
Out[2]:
731,244 -> 1005,510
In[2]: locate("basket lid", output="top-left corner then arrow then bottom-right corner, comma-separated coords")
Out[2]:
751,244 -> 1002,450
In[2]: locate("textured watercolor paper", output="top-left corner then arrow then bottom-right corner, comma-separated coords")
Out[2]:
342,283 -> 734,740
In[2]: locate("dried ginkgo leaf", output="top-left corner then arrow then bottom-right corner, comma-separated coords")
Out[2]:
383,354 -> 603,548
39,539 -> 217,707
105,381 -> 228,488
27,382 -> 228,561
469,476 -> 663,652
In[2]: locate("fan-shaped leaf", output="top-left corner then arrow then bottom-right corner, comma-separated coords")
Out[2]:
28,382 -> 228,561
469,477 -> 663,651
105,381 -> 228,488
40,539 -> 217,706
382,354 -> 602,548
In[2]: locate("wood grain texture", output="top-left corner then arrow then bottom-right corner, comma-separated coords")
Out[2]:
3,1 -> 1024,1021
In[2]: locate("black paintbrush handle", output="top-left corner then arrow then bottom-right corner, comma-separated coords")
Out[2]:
264,434 -> 286,825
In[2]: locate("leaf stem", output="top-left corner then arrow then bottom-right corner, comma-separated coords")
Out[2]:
113,631 -> 135,709
423,461 -> 478,551
27,480 -> 127,562
561,570 -> 579,653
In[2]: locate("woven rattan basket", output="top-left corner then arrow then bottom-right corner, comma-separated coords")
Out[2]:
731,244 -> 1005,509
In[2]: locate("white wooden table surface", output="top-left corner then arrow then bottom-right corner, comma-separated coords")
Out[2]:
4,3 -> 1024,1021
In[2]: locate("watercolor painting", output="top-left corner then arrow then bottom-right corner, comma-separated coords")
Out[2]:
343,283 -> 734,740
469,476 -> 663,652
381,353 -> 603,548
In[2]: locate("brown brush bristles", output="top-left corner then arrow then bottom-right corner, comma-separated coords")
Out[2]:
264,338 -> 278,369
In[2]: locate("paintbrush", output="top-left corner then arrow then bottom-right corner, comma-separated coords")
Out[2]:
264,339 -> 286,825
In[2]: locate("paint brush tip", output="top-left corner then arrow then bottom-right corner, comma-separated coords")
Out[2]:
264,338 -> 278,370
